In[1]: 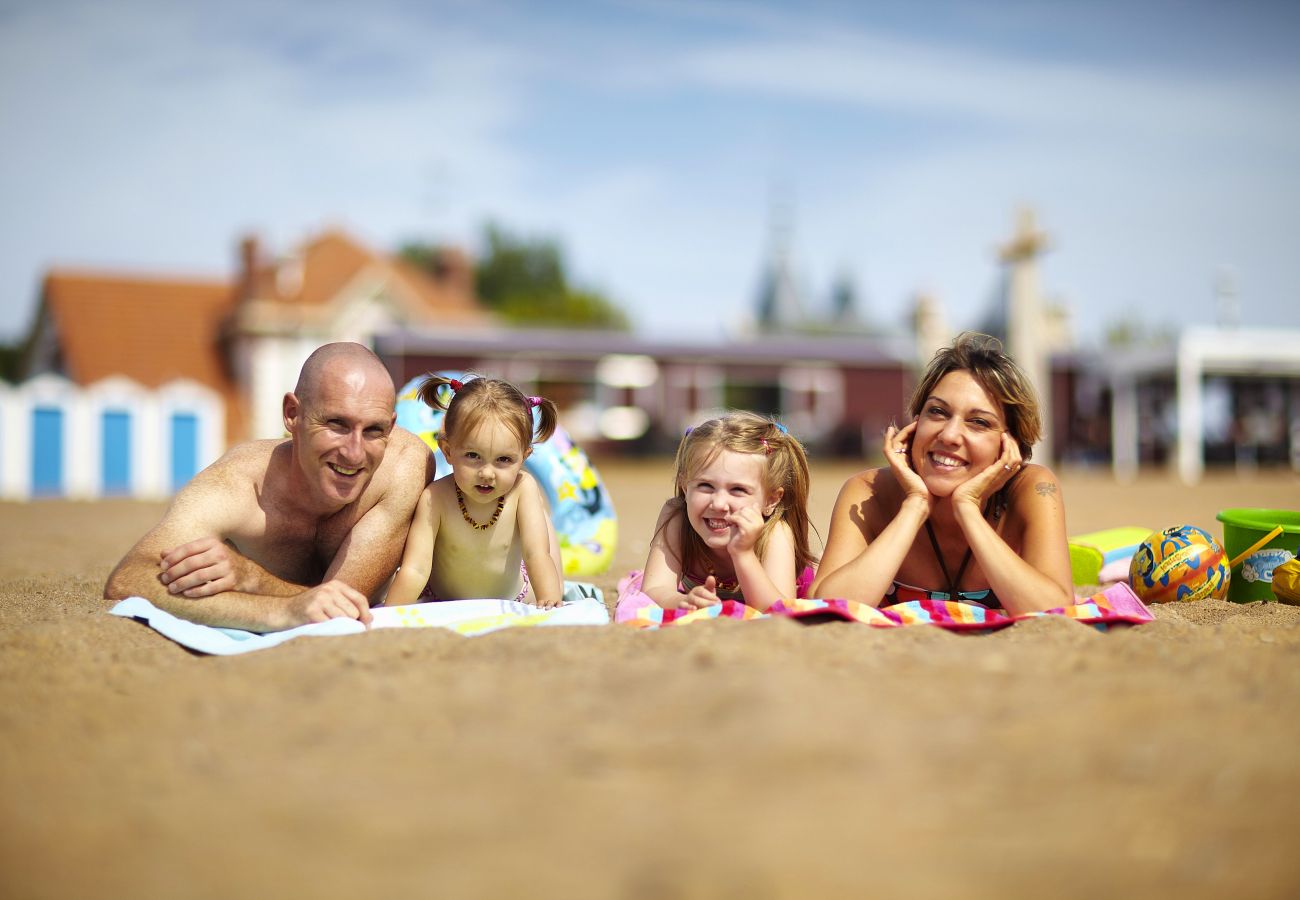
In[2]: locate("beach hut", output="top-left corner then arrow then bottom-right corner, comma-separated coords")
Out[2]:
156,379 -> 224,495
84,376 -> 153,498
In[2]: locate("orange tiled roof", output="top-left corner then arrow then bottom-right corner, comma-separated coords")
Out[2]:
40,270 -> 245,439
246,228 -> 488,325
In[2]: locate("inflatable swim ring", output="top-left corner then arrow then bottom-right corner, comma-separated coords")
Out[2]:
396,374 -> 617,576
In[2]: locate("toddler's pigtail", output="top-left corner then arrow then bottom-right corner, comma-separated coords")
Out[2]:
418,374 -> 459,412
528,396 -> 559,445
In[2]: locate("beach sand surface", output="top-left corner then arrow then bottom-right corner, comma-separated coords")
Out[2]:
2,462 -> 1299,898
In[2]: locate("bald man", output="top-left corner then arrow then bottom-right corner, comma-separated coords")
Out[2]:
104,342 -> 434,632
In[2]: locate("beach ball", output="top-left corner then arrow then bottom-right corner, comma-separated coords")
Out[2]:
1128,525 -> 1230,604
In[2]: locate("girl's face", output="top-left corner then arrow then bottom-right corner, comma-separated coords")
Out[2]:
682,448 -> 781,556
910,369 -> 1008,496
442,418 -> 528,504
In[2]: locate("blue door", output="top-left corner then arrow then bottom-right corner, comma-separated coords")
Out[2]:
101,410 -> 132,495
170,412 -> 199,492
32,407 -> 64,496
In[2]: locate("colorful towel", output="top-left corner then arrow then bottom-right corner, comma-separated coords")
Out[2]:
614,568 -> 814,624
616,575 -> 1152,632
109,582 -> 608,655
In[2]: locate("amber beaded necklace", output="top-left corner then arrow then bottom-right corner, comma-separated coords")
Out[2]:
456,487 -> 505,530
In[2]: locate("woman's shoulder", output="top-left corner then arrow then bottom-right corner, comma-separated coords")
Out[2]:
837,466 -> 902,504
1008,462 -> 1061,497
1003,462 -> 1064,523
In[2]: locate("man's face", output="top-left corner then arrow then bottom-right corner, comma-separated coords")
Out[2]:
285,366 -> 396,508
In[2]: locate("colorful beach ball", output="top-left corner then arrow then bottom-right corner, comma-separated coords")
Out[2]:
1129,525 -> 1230,604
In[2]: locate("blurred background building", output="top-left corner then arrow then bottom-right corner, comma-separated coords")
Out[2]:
3,211 -> 1298,500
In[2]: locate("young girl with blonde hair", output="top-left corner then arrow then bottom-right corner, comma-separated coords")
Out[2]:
625,411 -> 816,615
386,374 -> 565,608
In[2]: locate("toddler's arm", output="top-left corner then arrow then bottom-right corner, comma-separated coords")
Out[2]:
516,473 -> 563,608
385,486 -> 439,606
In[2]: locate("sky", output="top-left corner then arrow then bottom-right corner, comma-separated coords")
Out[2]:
2,0 -> 1299,345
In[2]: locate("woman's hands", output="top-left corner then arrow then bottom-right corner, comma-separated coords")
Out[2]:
883,422 -> 934,514
951,431 -> 1023,512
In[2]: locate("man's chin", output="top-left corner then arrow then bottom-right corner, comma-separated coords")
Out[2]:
322,471 -> 367,502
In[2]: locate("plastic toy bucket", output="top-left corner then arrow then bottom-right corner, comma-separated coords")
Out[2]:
1216,509 -> 1300,602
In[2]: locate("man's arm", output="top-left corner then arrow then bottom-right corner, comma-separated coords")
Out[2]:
320,429 -> 435,601
103,449 -> 371,632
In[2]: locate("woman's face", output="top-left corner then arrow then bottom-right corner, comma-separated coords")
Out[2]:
910,369 -> 1009,496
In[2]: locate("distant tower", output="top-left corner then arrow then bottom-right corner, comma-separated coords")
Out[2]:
830,269 -> 865,330
755,191 -> 807,332
1215,266 -> 1240,329
999,207 -> 1053,461
912,290 -> 950,366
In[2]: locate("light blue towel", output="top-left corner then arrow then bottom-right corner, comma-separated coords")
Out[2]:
109,582 -> 608,656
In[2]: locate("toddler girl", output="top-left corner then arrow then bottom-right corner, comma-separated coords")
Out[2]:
386,374 -> 565,608
632,411 -> 815,613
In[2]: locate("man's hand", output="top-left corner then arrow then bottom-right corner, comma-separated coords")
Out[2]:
159,538 -> 244,598
283,580 -> 374,629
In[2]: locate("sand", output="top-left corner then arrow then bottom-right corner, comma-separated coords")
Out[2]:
2,461 -> 1299,899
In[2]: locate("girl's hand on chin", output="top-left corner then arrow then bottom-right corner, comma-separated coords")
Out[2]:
726,507 -> 764,556
953,431 -> 1022,510
884,422 -> 933,510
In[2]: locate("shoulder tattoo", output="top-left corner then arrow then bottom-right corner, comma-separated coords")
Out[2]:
1034,481 -> 1057,497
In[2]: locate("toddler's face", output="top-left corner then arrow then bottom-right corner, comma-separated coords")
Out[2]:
682,449 -> 779,556
443,418 -> 528,504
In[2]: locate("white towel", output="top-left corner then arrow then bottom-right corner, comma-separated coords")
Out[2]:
109,582 -> 608,656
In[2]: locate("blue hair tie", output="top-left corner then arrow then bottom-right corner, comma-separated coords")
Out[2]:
774,422 -> 789,434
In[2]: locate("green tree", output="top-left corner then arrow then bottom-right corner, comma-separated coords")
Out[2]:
400,223 -> 630,330
0,338 -> 24,382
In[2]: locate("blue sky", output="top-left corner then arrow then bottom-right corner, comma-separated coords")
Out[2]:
2,0 -> 1298,344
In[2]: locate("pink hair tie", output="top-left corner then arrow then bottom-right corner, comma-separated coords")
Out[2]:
761,438 -> 773,455
448,379 -> 464,392
527,396 -> 543,408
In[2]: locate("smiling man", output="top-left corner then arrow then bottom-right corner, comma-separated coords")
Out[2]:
104,343 -> 434,632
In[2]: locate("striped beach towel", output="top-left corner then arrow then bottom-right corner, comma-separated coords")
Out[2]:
616,574 -> 1152,632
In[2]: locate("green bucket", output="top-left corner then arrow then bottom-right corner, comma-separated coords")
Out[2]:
1216,508 -> 1300,603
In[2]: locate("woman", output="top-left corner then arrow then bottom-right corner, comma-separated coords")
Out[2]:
811,333 -> 1072,614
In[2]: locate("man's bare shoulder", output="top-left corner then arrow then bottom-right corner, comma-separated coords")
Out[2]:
197,439 -> 287,488
358,427 -> 434,512
382,429 -> 434,468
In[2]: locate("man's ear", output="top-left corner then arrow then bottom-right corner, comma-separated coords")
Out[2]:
763,486 -> 785,517
282,393 -> 300,433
